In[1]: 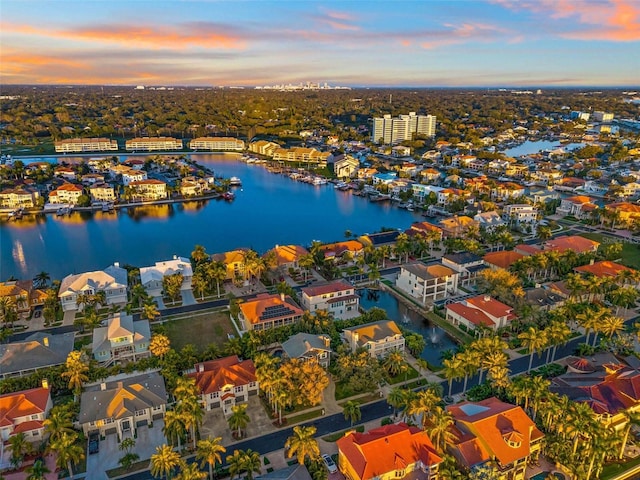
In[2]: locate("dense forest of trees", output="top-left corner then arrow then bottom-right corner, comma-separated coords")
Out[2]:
1,86 -> 638,148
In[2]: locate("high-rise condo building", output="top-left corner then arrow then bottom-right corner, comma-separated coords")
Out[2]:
371,112 -> 436,144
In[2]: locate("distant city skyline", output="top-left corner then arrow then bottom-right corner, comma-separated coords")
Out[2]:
1,0 -> 639,87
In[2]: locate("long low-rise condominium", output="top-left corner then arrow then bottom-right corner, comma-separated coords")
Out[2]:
189,137 -> 245,151
55,138 -> 119,153
125,137 -> 183,151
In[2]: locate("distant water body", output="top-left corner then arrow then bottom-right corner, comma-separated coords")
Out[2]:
503,140 -> 584,157
1,154 -> 425,280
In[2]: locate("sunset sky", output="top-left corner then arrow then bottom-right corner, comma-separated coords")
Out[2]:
2,0 -> 639,87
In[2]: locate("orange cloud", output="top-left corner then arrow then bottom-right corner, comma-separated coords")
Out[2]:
312,9 -> 361,31
420,22 -> 510,49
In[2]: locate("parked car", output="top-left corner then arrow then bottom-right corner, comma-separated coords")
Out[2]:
88,432 -> 99,454
322,454 -> 338,474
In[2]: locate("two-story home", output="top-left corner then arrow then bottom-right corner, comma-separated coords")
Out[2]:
483,250 -> 525,271
128,179 -> 168,201
502,204 -> 539,233
438,216 -> 480,238
337,423 -> 442,480
91,313 -> 150,364
0,332 -> 75,379
139,256 -> 193,297
396,262 -> 458,304
342,320 -> 404,358
235,293 -> 304,332
79,371 -> 167,438
0,187 -> 40,209
491,182 -> 525,200
0,280 -> 46,319
405,222 -> 443,242
89,183 -> 117,203
333,155 -> 360,179
473,211 -> 506,231
441,252 -> 485,287
446,295 -> 516,333
300,280 -> 360,320
0,381 -> 52,445
58,263 -> 128,312
606,202 -> 640,226
48,183 -> 84,205
212,248 -> 250,281
317,241 -> 364,263
555,195 -> 597,219
266,245 -> 310,271
447,398 -> 544,480
187,355 -> 258,414
281,333 -> 332,369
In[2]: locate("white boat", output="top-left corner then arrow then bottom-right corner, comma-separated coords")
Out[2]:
229,177 -> 242,186
312,177 -> 328,185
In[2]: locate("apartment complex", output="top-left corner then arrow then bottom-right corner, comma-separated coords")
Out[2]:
372,112 -> 436,144
189,137 -> 245,151
125,137 -> 183,151
54,137 -> 119,153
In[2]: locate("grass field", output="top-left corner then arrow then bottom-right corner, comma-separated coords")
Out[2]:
160,310 -> 237,352
579,232 -> 640,269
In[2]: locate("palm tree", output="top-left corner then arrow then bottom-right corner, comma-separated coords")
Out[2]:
175,462 -> 207,480
387,386 -> 406,418
428,406 -> 456,454
33,271 -> 51,289
298,254 -> 315,282
44,405 -> 74,442
518,327 -> 547,373
150,444 -> 181,480
600,315 -> 625,342
191,244 -> 210,266
407,389 -> 441,429
342,400 -> 361,427
48,432 -> 84,480
142,301 -> 161,322
228,404 -> 250,438
226,449 -> 262,480
163,410 -> 187,449
150,333 -> 171,359
285,425 -> 320,465
196,436 -> 226,480
383,350 -> 406,377
62,351 -> 89,401
545,320 -> 571,363
178,396 -> 204,450
442,356 -> 464,399
8,432 -> 33,469
25,459 -> 51,480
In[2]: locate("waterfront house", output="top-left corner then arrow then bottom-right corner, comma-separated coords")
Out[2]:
342,320 -> 405,358
446,397 -> 544,480
555,195 -> 597,219
0,332 -> 75,379
48,183 -> 84,205
81,173 -> 105,185
179,176 -> 213,197
483,250 -> 525,271
139,256 -> 193,297
125,137 -> 183,151
317,240 -> 364,262
128,179 -> 168,201
438,216 -> 480,238
54,166 -> 77,181
212,248 -> 250,281
411,184 -> 444,203
188,137 -> 245,151
358,230 -> 400,248
441,252 -> 485,287
405,221 -> 444,242
249,140 -> 280,157
357,168 -> 379,180
281,333 -> 332,368
446,295 -> 516,332
91,313 -> 150,364
187,355 -> 258,414
606,202 -> 640,226
79,371 -> 167,438
55,137 -> 118,153
333,154 -> 360,178
473,211 -> 505,231
550,353 -> 640,438
58,263 -> 128,312
396,262 -> 458,304
419,168 -> 442,183
437,188 -> 470,206
235,293 -> 304,332
301,280 -> 360,320
0,280 -> 46,319
266,245 -> 310,271
0,382 -> 52,445
336,423 -> 442,480
89,183 -> 117,203
0,187 -> 40,210
372,172 -> 397,185
120,168 -> 148,186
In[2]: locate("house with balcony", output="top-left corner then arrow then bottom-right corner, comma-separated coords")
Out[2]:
405,222 -> 443,242
441,252 -> 485,287
333,154 -> 360,179
48,183 -> 84,205
91,313 -> 150,364
491,182 -> 525,200
139,256 -> 193,297
606,202 -> 640,226
281,333 -> 332,369
502,204 -> 539,233
396,262 -> 458,304
317,241 -> 364,262
300,280 -> 360,320
79,371 -> 167,438
438,216 -> 480,238
473,211 -> 505,231
446,295 -> 516,333
266,245 -> 310,271
419,168 -> 442,183
0,332 -> 75,379
235,293 -> 304,332
187,355 -> 258,414
58,263 -> 128,312
89,183 -> 117,203
0,382 -> 52,446
128,179 -> 168,201
0,280 -> 46,319
0,187 -> 40,210
555,195 -> 597,219
342,320 -> 404,358
336,423 -> 442,480
446,397 -> 544,480
211,248 -> 250,281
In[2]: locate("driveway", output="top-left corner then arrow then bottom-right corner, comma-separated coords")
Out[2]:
181,288 -> 197,306
200,396 -> 275,446
85,421 -> 166,480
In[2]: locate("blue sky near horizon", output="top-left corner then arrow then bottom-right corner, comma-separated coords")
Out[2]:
1,0 -> 639,87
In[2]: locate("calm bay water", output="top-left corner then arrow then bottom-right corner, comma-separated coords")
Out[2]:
1,154 -> 425,280
503,140 -> 585,157
358,288 -> 458,367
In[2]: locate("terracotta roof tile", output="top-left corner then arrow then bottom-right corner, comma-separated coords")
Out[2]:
189,355 -> 257,395
574,261 -> 635,278
483,251 -> 524,269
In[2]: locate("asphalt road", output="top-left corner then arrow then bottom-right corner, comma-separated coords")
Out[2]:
119,315 -> 638,480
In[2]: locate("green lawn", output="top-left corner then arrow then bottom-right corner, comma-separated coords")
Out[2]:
580,232 -> 640,269
285,409 -> 324,425
600,455 -> 640,480
387,365 -> 419,384
160,310 -> 236,352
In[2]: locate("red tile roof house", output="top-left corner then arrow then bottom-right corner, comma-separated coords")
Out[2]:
446,295 -> 516,333
446,397 -> 544,480
187,355 -> 258,414
574,260 -> 637,280
337,423 -> 442,480
0,381 -> 52,448
300,280 -> 360,320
